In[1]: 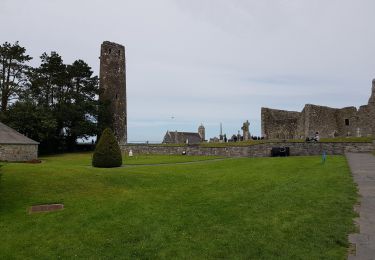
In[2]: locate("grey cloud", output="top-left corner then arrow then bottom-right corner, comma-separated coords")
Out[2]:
1,0 -> 374,141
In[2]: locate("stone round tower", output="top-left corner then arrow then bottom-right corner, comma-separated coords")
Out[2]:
198,124 -> 205,142
369,78 -> 375,105
99,41 -> 127,144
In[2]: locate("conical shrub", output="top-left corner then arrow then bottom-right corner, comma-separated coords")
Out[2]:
92,128 -> 122,168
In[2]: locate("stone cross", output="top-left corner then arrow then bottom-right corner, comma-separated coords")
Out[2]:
241,120 -> 250,141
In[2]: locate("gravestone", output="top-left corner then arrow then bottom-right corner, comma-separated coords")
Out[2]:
29,204 -> 64,213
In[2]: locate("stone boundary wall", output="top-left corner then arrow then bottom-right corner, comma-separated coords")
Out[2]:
0,144 -> 38,162
122,142 -> 375,158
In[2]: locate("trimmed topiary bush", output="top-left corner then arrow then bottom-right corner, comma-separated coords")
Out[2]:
92,128 -> 122,168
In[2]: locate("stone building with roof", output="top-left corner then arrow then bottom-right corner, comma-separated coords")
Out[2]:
0,122 -> 39,161
163,124 -> 205,144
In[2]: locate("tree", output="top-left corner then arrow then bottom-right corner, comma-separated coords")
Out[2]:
1,43 -> 100,154
28,52 -> 99,151
59,59 -> 99,149
0,41 -> 32,112
28,52 -> 67,108
5,101 -> 57,152
92,128 -> 122,168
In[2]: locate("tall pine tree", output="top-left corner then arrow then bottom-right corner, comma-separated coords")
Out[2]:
0,41 -> 32,112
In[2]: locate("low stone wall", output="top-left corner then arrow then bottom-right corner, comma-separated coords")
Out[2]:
0,144 -> 38,162
122,142 -> 375,158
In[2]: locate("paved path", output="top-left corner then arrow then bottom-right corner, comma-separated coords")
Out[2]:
346,153 -> 375,260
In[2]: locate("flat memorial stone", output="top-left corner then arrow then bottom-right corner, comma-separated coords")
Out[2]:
29,204 -> 64,213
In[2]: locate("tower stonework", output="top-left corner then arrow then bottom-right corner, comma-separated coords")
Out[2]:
99,41 -> 127,144
368,79 -> 375,105
198,124 -> 205,141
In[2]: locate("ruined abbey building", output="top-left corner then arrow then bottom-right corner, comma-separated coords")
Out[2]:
98,41 -> 127,144
261,79 -> 375,139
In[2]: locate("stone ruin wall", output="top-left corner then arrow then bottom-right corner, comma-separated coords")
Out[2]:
302,105 -> 357,138
122,141 -> 375,158
262,79 -> 375,139
357,105 -> 375,137
0,144 -> 38,162
261,108 -> 300,139
356,80 -> 375,137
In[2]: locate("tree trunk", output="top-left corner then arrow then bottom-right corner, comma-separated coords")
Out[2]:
1,91 -> 8,112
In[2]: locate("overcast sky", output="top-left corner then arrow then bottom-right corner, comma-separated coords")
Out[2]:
1,0 -> 375,142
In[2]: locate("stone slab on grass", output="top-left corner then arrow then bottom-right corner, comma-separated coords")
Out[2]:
29,204 -> 64,213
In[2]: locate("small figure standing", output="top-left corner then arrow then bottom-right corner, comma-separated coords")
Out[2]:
129,149 -> 133,157
322,151 -> 327,164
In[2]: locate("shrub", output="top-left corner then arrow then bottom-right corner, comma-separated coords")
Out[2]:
92,128 -> 122,168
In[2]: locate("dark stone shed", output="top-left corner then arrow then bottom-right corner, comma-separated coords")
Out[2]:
0,122 -> 39,162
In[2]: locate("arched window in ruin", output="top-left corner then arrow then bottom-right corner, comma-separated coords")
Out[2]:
345,119 -> 350,126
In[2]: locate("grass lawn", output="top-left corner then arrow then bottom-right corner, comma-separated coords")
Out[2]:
0,154 -> 356,259
42,153 -> 223,166
123,154 -> 223,165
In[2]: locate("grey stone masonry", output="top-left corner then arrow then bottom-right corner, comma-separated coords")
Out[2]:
368,79 -> 375,105
0,122 -> 39,161
122,142 -> 375,158
0,144 -> 38,162
99,41 -> 127,144
262,79 -> 375,139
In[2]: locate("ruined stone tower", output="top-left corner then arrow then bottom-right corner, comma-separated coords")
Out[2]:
368,79 -> 375,105
99,41 -> 127,144
198,124 -> 205,141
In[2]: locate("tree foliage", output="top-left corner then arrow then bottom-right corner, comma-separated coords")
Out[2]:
0,41 -> 32,111
6,101 -> 56,141
92,128 -> 122,168
0,42 -> 100,153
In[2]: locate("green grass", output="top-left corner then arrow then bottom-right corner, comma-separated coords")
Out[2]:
41,153 -> 223,166
123,154 -> 223,165
0,154 -> 357,259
